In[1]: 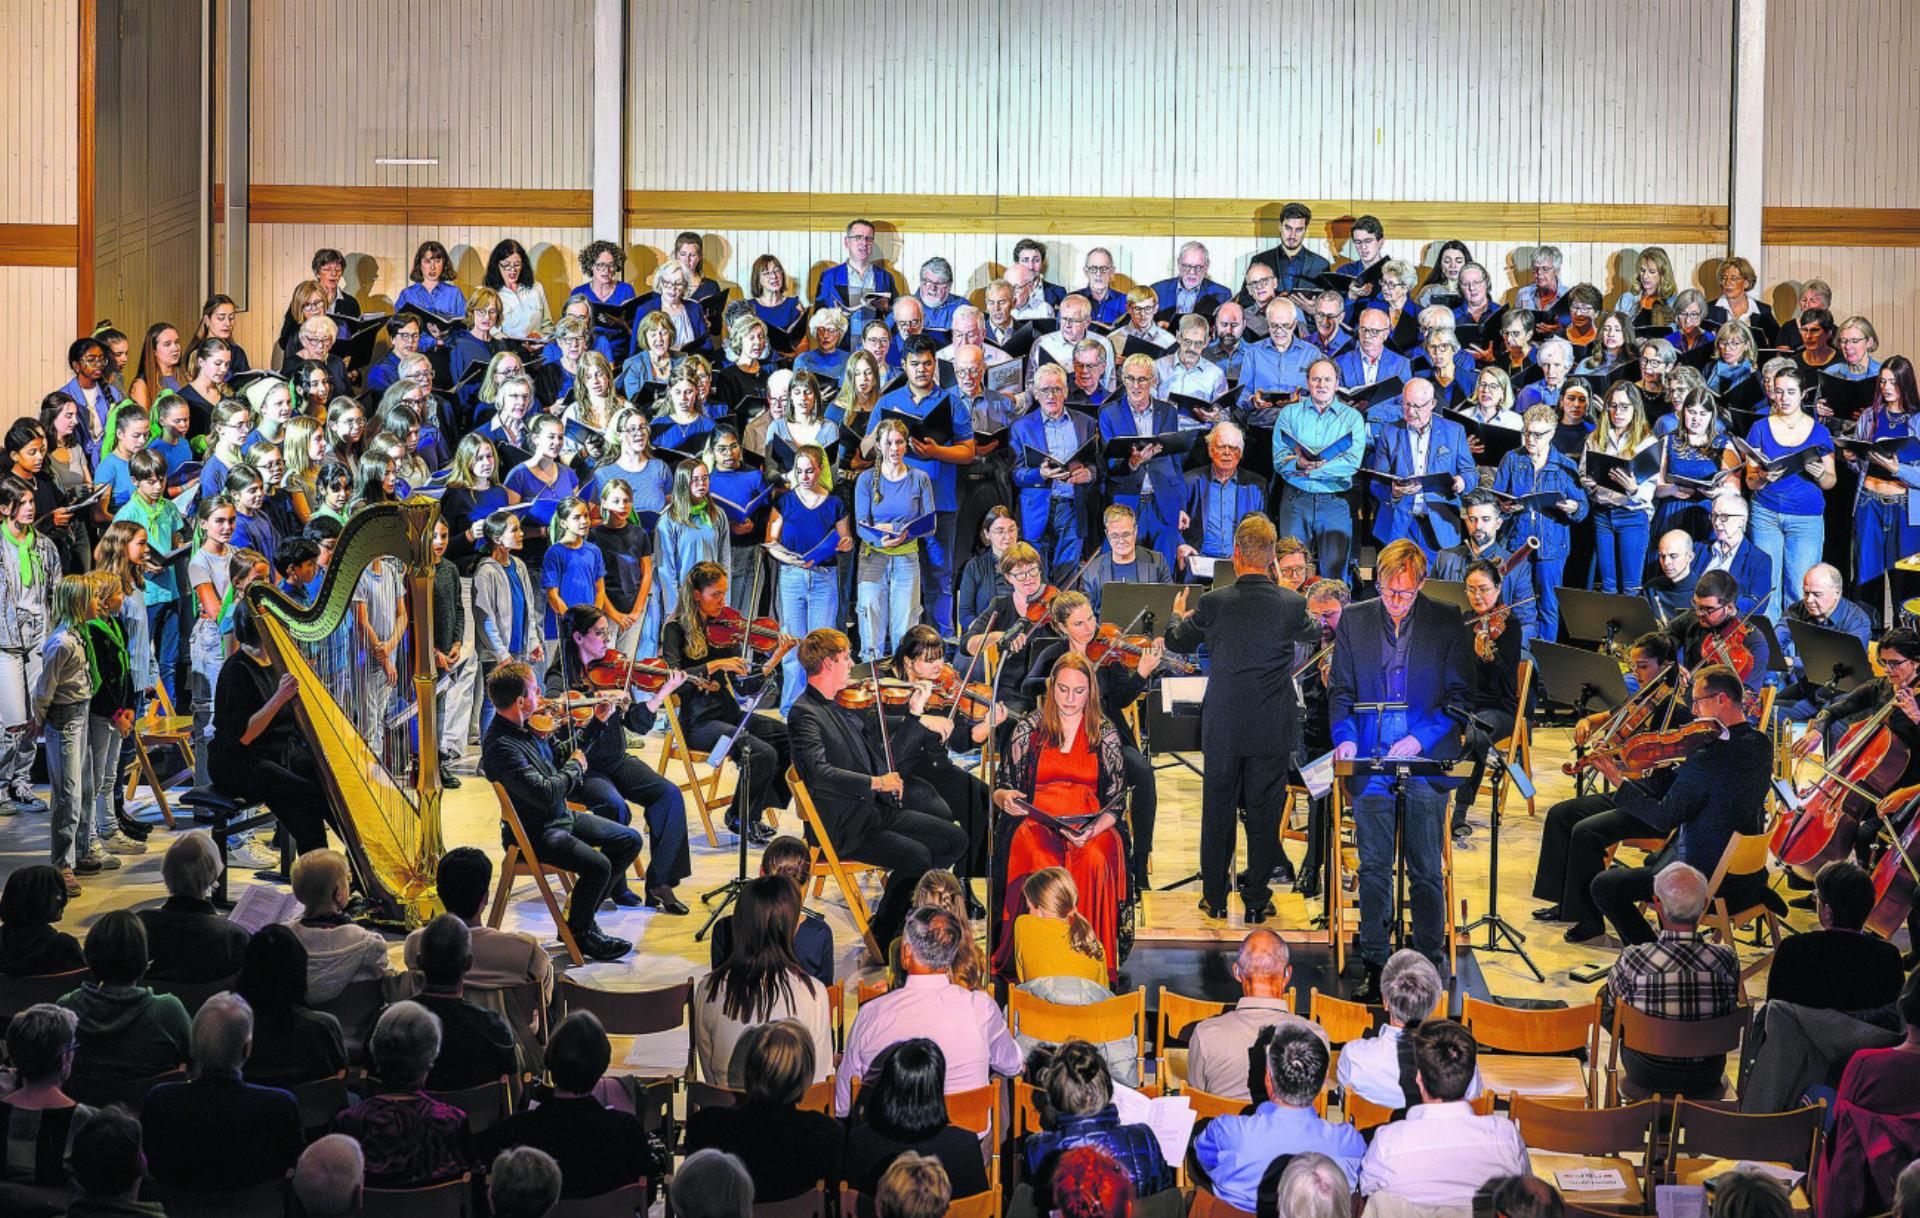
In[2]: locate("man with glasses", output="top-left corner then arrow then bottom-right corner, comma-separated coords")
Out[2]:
1774,563 -> 1875,727
1067,247 -> 1128,328
1076,505 -> 1173,619
1028,296 -> 1114,392
1273,357 -> 1366,584
1334,215 -> 1389,310
1177,422 -> 1266,579
1156,315 -> 1229,406
1240,300 -> 1318,409
1329,539 -> 1474,998
912,257 -> 966,333
1250,202 -> 1332,298
1492,404 -> 1587,644
1334,308 -> 1413,394
1152,241 -> 1233,318
1432,492 -> 1539,643
1664,570 -> 1773,703
1237,264 -> 1281,339
1010,364 -> 1098,579
813,218 -> 901,330
1692,495 -> 1771,616
1364,379 -> 1474,558
1100,356 -> 1186,573
870,336 -> 977,636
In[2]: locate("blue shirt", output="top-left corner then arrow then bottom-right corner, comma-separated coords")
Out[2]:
200,453 -> 234,500
1514,380 -> 1568,414
1194,1103 -> 1367,1212
1491,449 -> 1589,561
1188,471 -> 1263,558
149,436 -> 193,478
853,467 -> 935,548
1747,417 -> 1835,517
772,491 -> 845,561
393,282 -> 468,349
540,540 -> 605,635
792,348 -> 851,383
93,453 -> 140,512
588,459 -> 673,514
1236,338 -> 1318,405
570,281 -> 639,366
1273,400 -> 1367,493
869,385 -> 972,511
1333,347 -> 1413,390
503,463 -> 581,530
1043,411 -> 1081,500
505,565 -> 528,656
1069,287 -> 1129,327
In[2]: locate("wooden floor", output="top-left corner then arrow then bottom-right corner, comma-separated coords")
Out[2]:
1,717 -> 1868,1006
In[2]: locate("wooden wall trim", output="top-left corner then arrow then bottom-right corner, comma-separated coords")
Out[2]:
1762,207 -> 1920,248
76,0 -> 95,329
247,185 -> 593,227
0,224 -> 80,267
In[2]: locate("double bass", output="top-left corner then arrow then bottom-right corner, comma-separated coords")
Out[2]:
1773,685 -> 1913,880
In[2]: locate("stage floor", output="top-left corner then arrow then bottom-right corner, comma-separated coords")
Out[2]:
0,721 -> 1847,1007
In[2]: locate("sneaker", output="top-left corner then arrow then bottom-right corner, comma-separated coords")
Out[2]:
84,844 -> 122,871
100,830 -> 148,856
226,838 -> 279,870
9,782 -> 46,812
60,868 -> 80,897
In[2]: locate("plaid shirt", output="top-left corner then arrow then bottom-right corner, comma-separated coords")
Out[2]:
1605,930 -> 1739,1024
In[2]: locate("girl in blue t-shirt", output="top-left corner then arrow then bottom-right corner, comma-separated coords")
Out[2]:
1728,366 -> 1836,619
540,496 -> 607,666
91,403 -> 151,516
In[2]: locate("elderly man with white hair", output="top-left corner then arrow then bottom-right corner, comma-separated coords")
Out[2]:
1005,262 -> 1055,321
490,1146 -> 564,1218
1184,929 -> 1328,1100
1027,294 -> 1115,391
937,306 -> 1017,392
1337,950 -> 1483,1107
138,829 -> 250,982
913,256 -> 965,331
1152,240 -> 1234,317
140,992 -> 306,1191
1156,313 -> 1230,404
293,1135 -> 365,1218
1774,562 -> 1875,724
1176,421 -> 1268,575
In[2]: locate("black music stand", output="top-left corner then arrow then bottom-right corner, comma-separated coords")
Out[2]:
696,682 -> 775,941
1558,588 -> 1661,656
1100,582 -> 1202,778
1448,709 -> 1543,980
1334,754 -> 1462,959
1785,618 -> 1873,699
1422,579 -> 1472,612
1530,640 -> 1635,797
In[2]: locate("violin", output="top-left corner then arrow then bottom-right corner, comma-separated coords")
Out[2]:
706,605 -> 797,655
926,664 -> 996,721
527,690 -> 625,736
1086,623 -> 1199,675
584,649 -> 714,695
998,586 -> 1060,651
836,679 -> 918,711
1563,719 -> 1718,780
1699,612 -> 1764,718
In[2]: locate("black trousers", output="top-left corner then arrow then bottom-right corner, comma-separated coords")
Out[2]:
534,812 -> 644,938
577,754 -> 691,892
1589,862 -> 1660,945
685,714 -> 791,825
1532,794 -> 1652,930
844,806 -> 970,950
212,747 -> 331,857
1202,751 -> 1291,909
1452,709 -> 1517,827
908,760 -> 991,880
1118,745 -> 1158,893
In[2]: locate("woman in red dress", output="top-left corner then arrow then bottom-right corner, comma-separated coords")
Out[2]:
990,651 -> 1128,983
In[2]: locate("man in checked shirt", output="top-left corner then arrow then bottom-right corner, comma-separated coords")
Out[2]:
1598,862 -> 1740,1100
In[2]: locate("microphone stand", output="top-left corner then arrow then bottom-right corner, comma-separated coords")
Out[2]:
696,675 -> 775,940
1449,705 -> 1543,980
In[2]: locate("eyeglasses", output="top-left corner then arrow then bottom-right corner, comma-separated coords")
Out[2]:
1524,428 -> 1556,440
1009,566 -> 1041,581
1245,276 -> 1276,290
1085,264 -> 1114,274
1358,327 -> 1389,337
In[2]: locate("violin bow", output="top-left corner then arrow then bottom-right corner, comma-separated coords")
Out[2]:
952,610 -> 993,696
870,671 -> 898,778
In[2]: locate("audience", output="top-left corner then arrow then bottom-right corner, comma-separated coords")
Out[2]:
671,1148 -> 755,1218
1013,867 -> 1106,984
488,1145 -> 563,1218
140,991 -> 304,1190
889,869 -> 990,991
1600,861 -> 1740,1100
1184,929 -> 1324,1101
136,830 -> 250,982
332,1000 -> 475,1186
684,1017 -> 846,1201
1763,860 -> 1903,1018
837,907 -> 1022,1116
1357,1020 -> 1528,1213
876,1151 -> 951,1218
290,849 -> 392,1003
1194,1024 -> 1365,1210
844,1038 -> 992,1198
1896,1158 -> 1920,1218
695,875 -> 834,1087
231,923 -> 348,1086
1050,1145 -> 1136,1218
0,1003 -> 94,1186
56,911 -> 190,1088
1022,1039 -> 1172,1209
0,865 -> 85,978
1481,1174 -> 1564,1218
63,1106 -> 162,1218
1275,1153 -> 1355,1218
1823,970 -> 1920,1218
1337,949 -> 1482,1107
292,1134 -> 365,1218
480,1010 -> 651,1197
1710,1169 -> 1793,1218
408,913 -> 519,1091
403,846 -> 555,1067
710,835 -> 835,987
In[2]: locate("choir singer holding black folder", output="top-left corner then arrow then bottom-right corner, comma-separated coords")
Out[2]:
1163,514 -> 1319,924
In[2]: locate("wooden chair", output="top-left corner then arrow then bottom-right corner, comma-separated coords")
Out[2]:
1343,1090 -> 1396,1132
291,1070 -> 351,1137
149,974 -> 238,1016
1461,996 -> 1597,1104
1307,988 -> 1376,1046
123,679 -> 194,828
485,779 -> 584,966
550,1181 -> 650,1218
856,977 -> 890,1007
312,974 -> 393,1062
1492,659 -> 1537,818
1188,1185 -> 1257,1218
362,1172 -> 474,1218
65,1066 -> 185,1113
947,1192 -> 996,1218
658,693 -> 733,847
1668,1098 -> 1825,1213
753,1183 -> 828,1218
1512,1095 -> 1660,1213
1153,987 -> 1229,1094
425,1074 -> 513,1133
1701,832 -> 1786,987
152,1175 -> 288,1218
1183,1086 -> 1256,1120
686,1076 -> 835,1116
560,975 -> 696,1086
0,968 -> 87,1021
788,765 -> 884,960
1604,1004 -> 1751,1105
1007,987 -> 1147,1085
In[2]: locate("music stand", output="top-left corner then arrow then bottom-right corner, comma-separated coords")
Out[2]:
1749,614 -> 1792,674
1334,754 -> 1462,958
1785,619 -> 1873,697
1422,579 -> 1471,612
1100,582 -> 1202,779
1529,640 -> 1633,799
1558,588 -> 1661,656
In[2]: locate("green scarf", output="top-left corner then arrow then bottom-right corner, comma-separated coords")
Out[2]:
82,615 -> 124,692
4,524 -> 38,589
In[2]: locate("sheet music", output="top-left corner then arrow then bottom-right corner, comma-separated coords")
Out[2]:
1158,675 -> 1208,714
1112,1085 -> 1197,1169
1186,555 -> 1218,580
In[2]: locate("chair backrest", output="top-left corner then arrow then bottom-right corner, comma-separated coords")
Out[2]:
1704,832 -> 1773,912
945,1083 -> 998,1139
0,968 -> 87,1021
1462,996 -> 1599,1055
947,1190 -> 995,1218
1308,988 -> 1375,1045
148,975 -> 238,1017
840,1185 -> 877,1218
1512,1095 -> 1660,1157
491,780 -> 547,872
1155,987 -> 1229,1059
1613,1003 -> 1750,1065
153,1174 -> 289,1218
753,1183 -> 827,1218
292,1070 -> 351,1135
65,1066 -> 186,1113
1671,1098 -> 1824,1170
314,974 -> 391,1052
1344,1090 -> 1396,1133
1183,1087 -> 1255,1120
1007,987 -> 1146,1070
550,1181 -> 650,1218
856,978 -> 890,1006
560,976 -> 694,1037
424,1075 -> 512,1133
362,1172 -> 473,1218
1188,1185 -> 1257,1218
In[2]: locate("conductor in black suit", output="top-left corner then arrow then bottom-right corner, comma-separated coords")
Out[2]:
1329,539 -> 1473,999
787,627 -> 968,955
1164,513 -> 1319,923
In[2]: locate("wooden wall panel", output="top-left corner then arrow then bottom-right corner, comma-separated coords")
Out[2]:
1,268 -> 80,409
0,0 -> 78,228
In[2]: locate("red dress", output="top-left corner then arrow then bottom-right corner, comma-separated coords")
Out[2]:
994,723 -> 1124,984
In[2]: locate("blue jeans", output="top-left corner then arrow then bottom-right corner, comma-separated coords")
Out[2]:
146,600 -> 181,705
857,550 -> 921,663
1531,554 -> 1567,644
1037,496 -> 1085,581
44,704 -> 89,867
1591,508 -> 1649,595
1352,778 -> 1448,967
85,714 -> 121,841
778,564 -> 840,713
1750,503 -> 1824,621
1277,488 -> 1353,584
918,510 -> 958,637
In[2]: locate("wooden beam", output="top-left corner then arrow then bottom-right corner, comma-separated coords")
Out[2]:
1761,207 -> 1920,248
0,224 -> 81,268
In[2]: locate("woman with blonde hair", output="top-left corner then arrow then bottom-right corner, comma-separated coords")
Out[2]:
853,419 -> 935,663
563,350 -> 626,440
1014,867 -> 1104,983
830,349 -> 886,433
619,310 -> 681,403
1612,246 -> 1679,325
1581,383 -> 1657,594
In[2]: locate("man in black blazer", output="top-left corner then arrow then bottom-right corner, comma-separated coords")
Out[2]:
1166,513 -> 1320,922
140,992 -> 306,1191
788,628 -> 967,955
1329,539 -> 1474,999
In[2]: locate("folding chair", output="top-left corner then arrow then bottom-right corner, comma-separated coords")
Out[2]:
0,968 -> 87,1021
1512,1095 -> 1660,1213
1007,987 -> 1147,1086
560,976 -> 694,1150
424,1074 -> 513,1133
788,765 -> 884,960
1701,832 -> 1785,987
1668,1098 -> 1824,1213
152,1175 -> 288,1218
657,693 -> 734,846
1605,1004 -> 1752,1105
686,1076 -> 836,1115
485,780 -> 584,965
1461,995 -> 1598,1103
1153,987 -> 1229,1093
123,679 -> 194,828
1307,988 -> 1377,1046
148,974 -> 238,1017
362,1172 -> 474,1218
65,1066 -> 186,1114
551,1182 -> 651,1218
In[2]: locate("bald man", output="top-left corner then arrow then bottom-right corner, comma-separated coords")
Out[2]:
1184,929 -> 1328,1101
1644,529 -> 1700,623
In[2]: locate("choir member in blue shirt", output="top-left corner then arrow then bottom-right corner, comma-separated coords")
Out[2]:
1177,422 -> 1266,577
1366,379 -> 1477,557
365,314 -> 423,395
747,253 -> 806,337
1514,245 -> 1574,328
1009,364 -> 1100,578
618,311 -> 683,403
1154,316 -> 1229,405
1333,215 -> 1389,314
393,241 -> 466,351
1248,202 -> 1333,296
812,218 -> 901,331
1011,238 -> 1070,311
866,337 -> 976,634
58,336 -> 125,460
1493,405 -> 1590,644
1513,337 -> 1577,413
1833,315 -> 1885,382
1237,300 -> 1318,407
1274,359 -> 1368,581
1665,290 -> 1717,361
634,263 -> 709,356
909,257 -> 967,332
1099,356 -> 1188,573
1152,240 -> 1233,316
791,308 -> 852,384
570,240 -> 640,368
1333,309 -> 1414,390
1452,263 -> 1506,337
1204,304 -> 1250,385
1067,247 -> 1129,327
1301,292 -> 1355,358
883,297 -> 930,371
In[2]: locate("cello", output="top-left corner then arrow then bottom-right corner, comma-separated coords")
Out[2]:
1865,791 -> 1920,938
1772,688 -> 1913,880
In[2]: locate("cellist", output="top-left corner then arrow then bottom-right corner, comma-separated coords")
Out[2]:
1664,570 -> 1771,701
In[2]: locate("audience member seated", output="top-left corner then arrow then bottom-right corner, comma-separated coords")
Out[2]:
63,1106 -> 162,1218
408,913 -> 519,1091
684,1017 -> 846,1201
1895,1159 -> 1920,1218
670,1148 -> 756,1218
1479,1174 -> 1564,1218
1023,1039 -> 1173,1210
843,1038 -> 992,1198
404,846 -> 555,1070
231,923 -> 348,1087
1274,1153 -> 1355,1218
0,865 -> 84,978
1194,1024 -> 1364,1210
694,875 -> 833,1087
1337,950 -> 1482,1108
1050,1145 -> 1137,1218
0,1004 -> 94,1187
1599,862 -> 1740,1100
888,871 -> 991,991
1710,1169 -> 1792,1218
1763,860 -> 1903,1019
1013,867 -> 1106,984
709,836 -> 835,988
837,907 -> 1022,1116
136,831 -> 250,983
333,1000 -> 475,1187
56,911 -> 190,1089
1822,971 -> 1920,1218
1184,929 -> 1324,1101
488,1145 -> 563,1218
481,1010 -> 651,1198
1357,1021 -> 1528,1216
877,1151 -> 951,1218
140,991 -> 304,1191
292,1135 -> 365,1218
290,849 -> 392,1004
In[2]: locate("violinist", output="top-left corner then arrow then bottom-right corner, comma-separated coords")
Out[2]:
1664,570 -> 1771,701
1451,560 -> 1524,848
1533,633 -> 1687,943
1586,666 -> 1772,945
660,562 -> 794,845
545,604 -> 692,915
961,541 -> 1059,722
1025,591 -> 1168,897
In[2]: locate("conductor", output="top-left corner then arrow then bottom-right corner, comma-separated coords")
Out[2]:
1165,513 -> 1318,923
1328,539 -> 1473,1000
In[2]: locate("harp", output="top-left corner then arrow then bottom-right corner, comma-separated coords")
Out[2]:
246,499 -> 447,926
